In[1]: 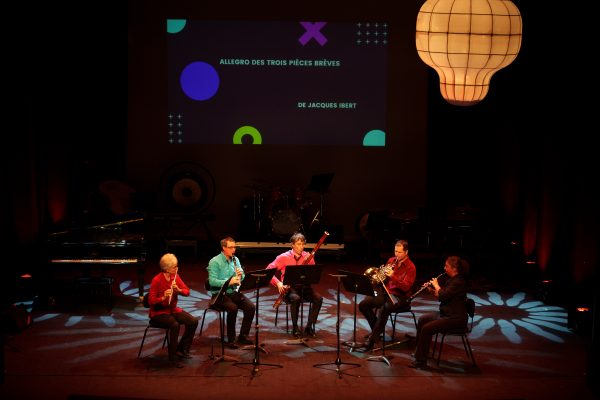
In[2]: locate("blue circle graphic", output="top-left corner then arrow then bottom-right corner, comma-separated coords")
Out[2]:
180,62 -> 220,101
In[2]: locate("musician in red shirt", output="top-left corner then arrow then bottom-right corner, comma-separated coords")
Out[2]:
358,239 -> 417,351
267,232 -> 323,338
148,253 -> 198,368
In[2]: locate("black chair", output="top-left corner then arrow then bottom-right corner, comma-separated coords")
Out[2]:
137,294 -> 169,358
388,304 -> 418,341
272,269 -> 316,334
198,280 -> 226,338
274,298 -> 313,333
431,297 -> 476,366
387,281 -> 419,342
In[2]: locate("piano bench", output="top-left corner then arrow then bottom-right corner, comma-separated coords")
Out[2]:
74,277 -> 114,310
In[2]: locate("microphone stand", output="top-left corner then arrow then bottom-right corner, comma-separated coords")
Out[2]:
313,273 -> 361,378
342,284 -> 360,352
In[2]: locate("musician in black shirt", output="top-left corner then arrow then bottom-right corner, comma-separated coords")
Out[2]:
409,255 -> 469,369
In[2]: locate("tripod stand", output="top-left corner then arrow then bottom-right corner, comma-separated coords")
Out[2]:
339,270 -> 374,352
210,277 -> 240,364
234,269 -> 282,378
313,273 -> 361,378
366,286 -> 396,366
281,264 -> 323,348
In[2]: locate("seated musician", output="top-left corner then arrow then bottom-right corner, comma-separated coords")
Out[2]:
148,253 -> 199,368
358,239 -> 417,351
207,236 -> 255,347
266,232 -> 323,337
409,255 -> 469,369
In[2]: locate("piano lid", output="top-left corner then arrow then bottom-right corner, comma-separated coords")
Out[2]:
47,215 -> 146,260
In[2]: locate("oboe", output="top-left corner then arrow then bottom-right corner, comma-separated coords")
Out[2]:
409,272 -> 445,301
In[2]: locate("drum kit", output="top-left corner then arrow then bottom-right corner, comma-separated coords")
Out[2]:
245,182 -> 319,240
243,174 -> 333,241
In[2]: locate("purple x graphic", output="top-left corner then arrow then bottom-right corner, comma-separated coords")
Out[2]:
298,22 -> 328,46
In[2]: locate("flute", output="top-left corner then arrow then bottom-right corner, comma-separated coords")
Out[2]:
168,269 -> 178,305
408,272 -> 445,301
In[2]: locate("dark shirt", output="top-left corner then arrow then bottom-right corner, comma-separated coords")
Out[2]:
438,274 -> 468,322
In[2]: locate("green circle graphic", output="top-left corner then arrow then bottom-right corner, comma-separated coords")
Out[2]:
233,126 -> 263,144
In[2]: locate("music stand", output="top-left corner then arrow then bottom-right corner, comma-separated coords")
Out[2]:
305,173 -> 334,219
234,268 -> 282,378
339,270 -> 374,352
313,273 -> 361,378
366,287 -> 395,367
282,264 -> 323,347
210,276 -> 240,364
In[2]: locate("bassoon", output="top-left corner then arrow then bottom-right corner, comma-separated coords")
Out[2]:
272,231 -> 330,309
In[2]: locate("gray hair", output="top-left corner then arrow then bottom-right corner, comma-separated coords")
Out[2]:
159,253 -> 178,272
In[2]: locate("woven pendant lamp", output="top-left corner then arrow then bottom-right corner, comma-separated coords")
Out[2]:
416,0 -> 522,105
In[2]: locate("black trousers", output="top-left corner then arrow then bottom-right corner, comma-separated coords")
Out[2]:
413,311 -> 467,362
286,286 -> 323,329
216,291 -> 256,342
359,286 -> 410,342
150,311 -> 199,361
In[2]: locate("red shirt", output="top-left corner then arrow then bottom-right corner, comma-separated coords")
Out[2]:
267,249 -> 315,287
148,272 -> 190,318
385,256 -> 417,298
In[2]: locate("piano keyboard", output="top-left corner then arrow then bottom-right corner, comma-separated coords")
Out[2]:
50,258 -> 140,264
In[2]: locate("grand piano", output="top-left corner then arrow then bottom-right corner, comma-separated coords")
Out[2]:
47,216 -> 148,304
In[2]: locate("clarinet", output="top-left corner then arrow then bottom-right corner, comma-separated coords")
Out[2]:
409,272 -> 445,301
232,255 -> 242,292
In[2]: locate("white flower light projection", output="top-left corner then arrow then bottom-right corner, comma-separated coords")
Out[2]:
416,0 -> 522,106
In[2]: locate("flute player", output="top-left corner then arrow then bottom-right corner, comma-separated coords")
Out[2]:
409,255 -> 469,370
148,253 -> 198,368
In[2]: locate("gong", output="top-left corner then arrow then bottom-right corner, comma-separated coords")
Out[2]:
160,162 -> 216,213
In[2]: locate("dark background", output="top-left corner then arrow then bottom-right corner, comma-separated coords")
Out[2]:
3,0 -> 597,310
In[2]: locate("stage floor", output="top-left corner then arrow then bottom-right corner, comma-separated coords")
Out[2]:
2,258 -> 597,400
